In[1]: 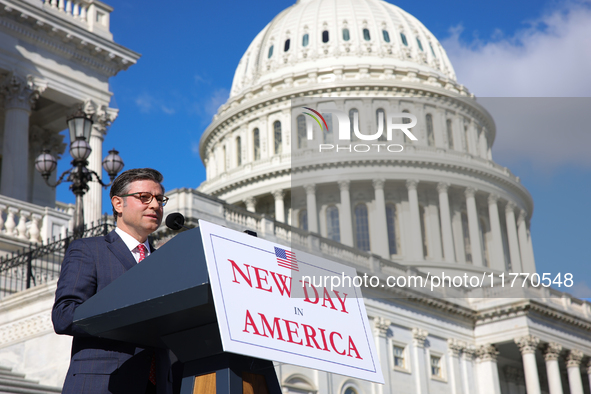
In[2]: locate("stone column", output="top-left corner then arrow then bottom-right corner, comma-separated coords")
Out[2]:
505,203 -> 523,272
465,188 -> 483,266
406,180 -> 424,260
0,75 -> 43,200
566,350 -> 584,394
411,328 -> 429,393
437,183 -> 456,262
305,184 -> 318,233
83,103 -> 117,225
515,335 -> 541,394
517,211 -> 535,274
461,346 -> 477,394
245,196 -> 257,212
338,180 -> 354,247
487,194 -> 505,271
372,317 -> 391,394
272,189 -> 285,223
373,179 -> 389,258
543,342 -> 563,394
447,339 -> 464,394
476,344 -> 501,394
586,360 -> 591,393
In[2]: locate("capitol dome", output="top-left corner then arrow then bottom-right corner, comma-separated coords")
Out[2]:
230,0 -> 456,99
198,0 -> 535,278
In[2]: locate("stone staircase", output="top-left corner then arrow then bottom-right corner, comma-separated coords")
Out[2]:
0,367 -> 61,394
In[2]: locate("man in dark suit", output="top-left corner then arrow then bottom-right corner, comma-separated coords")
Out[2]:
52,168 -> 172,394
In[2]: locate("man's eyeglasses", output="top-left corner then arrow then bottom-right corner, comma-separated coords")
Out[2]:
119,192 -> 169,207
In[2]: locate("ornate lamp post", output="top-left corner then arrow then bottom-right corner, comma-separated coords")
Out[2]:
35,109 -> 124,237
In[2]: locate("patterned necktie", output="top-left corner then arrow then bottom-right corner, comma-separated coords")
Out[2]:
137,244 -> 157,386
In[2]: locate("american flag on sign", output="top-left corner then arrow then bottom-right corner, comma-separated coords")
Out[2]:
274,246 -> 299,271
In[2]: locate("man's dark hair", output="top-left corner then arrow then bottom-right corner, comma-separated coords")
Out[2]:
110,168 -> 165,220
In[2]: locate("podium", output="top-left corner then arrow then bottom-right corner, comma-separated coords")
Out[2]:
73,227 -> 282,394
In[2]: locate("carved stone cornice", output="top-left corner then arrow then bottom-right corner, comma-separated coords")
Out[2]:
84,100 -> 119,136
476,344 -> 499,362
412,328 -> 428,347
447,338 -> 465,357
543,342 -> 562,361
515,335 -> 539,355
566,349 -> 584,368
0,74 -> 44,111
372,179 -> 385,190
29,125 -> 66,158
405,179 -> 419,190
436,182 -> 449,194
372,317 -> 391,337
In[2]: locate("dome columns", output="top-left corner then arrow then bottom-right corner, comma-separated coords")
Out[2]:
517,210 -> 536,274
437,182 -> 455,263
487,194 -> 506,272
305,184 -> 318,233
372,179 -> 390,259
505,202 -> 523,272
272,189 -> 286,223
465,188 -> 484,267
406,180 -> 424,260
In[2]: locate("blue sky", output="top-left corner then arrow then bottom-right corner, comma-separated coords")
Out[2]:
55,0 -> 591,296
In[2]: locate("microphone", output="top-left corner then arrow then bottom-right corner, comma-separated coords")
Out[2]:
165,212 -> 191,231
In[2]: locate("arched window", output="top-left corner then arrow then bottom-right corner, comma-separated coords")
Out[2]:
349,108 -> 359,141
302,33 -> 309,47
344,388 -> 358,394
400,32 -> 408,46
274,121 -> 282,154
382,30 -> 390,42
426,114 -> 435,147
322,30 -> 329,43
284,39 -> 290,52
416,37 -> 424,51
299,209 -> 308,231
354,204 -> 370,251
376,108 -> 386,141
342,28 -> 350,41
326,206 -> 340,242
386,204 -> 398,255
446,119 -> 454,150
362,28 -> 371,41
297,114 -> 307,149
461,211 -> 472,263
253,128 -> 260,160
268,45 -> 274,58
236,136 -> 242,166
419,204 -> 429,257
323,113 -> 333,143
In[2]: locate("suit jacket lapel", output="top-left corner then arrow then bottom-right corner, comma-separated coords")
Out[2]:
105,230 -> 137,271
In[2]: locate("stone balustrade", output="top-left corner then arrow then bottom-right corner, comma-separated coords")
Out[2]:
40,0 -> 113,36
0,195 -> 72,245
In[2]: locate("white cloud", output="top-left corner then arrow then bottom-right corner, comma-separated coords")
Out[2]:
204,88 -> 230,119
134,93 -> 176,115
442,1 -> 591,97
442,1 -> 591,171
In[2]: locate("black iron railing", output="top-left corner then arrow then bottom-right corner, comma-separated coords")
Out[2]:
0,215 -> 115,299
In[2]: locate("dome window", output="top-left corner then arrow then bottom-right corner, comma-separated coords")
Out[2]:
302,33 -> 309,47
322,30 -> 329,43
400,32 -> 408,46
268,45 -> 274,58
416,37 -> 424,51
342,28 -> 350,41
363,28 -> 371,41
382,30 -> 390,43
284,39 -> 290,52
429,42 -> 436,57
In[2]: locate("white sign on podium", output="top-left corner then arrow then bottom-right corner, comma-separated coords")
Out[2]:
199,220 -> 384,384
